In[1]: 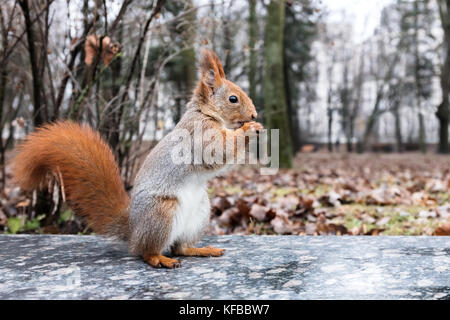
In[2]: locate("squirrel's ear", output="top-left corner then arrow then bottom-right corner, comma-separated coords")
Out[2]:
199,49 -> 225,91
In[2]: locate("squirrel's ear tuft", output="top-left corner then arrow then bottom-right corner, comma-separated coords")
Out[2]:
199,49 -> 225,90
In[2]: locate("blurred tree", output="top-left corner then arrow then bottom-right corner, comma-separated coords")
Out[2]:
387,79 -> 405,152
437,0 -> 450,153
339,59 -> 352,151
221,0 -> 235,75
323,35 -> 338,152
283,0 -> 317,152
248,0 -> 257,103
348,48 -> 365,152
19,0 -> 49,127
0,2 -> 18,190
360,5 -> 408,152
0,4 -> 9,189
263,0 -> 293,168
396,0 -> 435,153
164,0 -> 197,124
360,29 -> 401,152
321,18 -> 362,153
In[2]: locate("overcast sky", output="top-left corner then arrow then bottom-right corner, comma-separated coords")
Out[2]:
321,0 -> 395,41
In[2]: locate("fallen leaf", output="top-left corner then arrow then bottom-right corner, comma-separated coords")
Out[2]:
434,223 -> 450,236
270,216 -> 295,234
219,207 -> 241,226
376,216 -> 390,226
249,204 -> 270,222
211,197 -> 231,214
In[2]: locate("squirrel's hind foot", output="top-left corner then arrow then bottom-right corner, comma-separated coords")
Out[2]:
144,254 -> 181,268
174,246 -> 225,257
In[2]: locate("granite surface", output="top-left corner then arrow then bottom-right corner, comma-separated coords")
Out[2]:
0,235 -> 449,300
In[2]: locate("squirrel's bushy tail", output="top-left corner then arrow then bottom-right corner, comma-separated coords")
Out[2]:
13,121 -> 130,240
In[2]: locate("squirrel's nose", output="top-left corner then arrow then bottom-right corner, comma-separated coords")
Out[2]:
251,112 -> 257,120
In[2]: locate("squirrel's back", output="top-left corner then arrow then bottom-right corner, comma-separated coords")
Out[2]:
13,121 -> 130,239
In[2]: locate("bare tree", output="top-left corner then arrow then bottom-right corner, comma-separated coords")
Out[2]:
437,0 -> 450,153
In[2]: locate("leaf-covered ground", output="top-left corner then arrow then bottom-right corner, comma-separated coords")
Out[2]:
207,153 -> 450,236
1,152 -> 449,236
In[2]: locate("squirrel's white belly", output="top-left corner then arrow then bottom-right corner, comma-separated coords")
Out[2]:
167,174 -> 211,248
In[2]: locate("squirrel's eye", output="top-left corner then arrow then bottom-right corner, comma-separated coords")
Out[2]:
229,95 -> 238,103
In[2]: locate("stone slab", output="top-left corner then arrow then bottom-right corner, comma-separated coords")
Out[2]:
0,235 -> 449,299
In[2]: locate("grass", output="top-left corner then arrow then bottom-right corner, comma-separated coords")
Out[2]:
328,204 -> 447,235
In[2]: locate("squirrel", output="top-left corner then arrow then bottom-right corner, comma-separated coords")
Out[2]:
13,49 -> 263,268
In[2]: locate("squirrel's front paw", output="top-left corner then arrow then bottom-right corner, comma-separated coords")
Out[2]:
241,121 -> 264,133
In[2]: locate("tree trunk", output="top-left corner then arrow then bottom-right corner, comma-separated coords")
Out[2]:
413,0 -> 426,153
283,44 -> 300,153
222,14 -> 232,75
327,106 -> 333,152
361,91 -> 383,152
263,0 -> 293,168
248,0 -> 257,104
437,99 -> 449,153
393,97 -> 403,152
437,0 -> 450,153
173,0 -> 196,124
0,67 -> 6,189
100,20 -> 123,155
349,51 -> 365,153
0,8 -> 7,189
340,62 -> 352,152
19,0 -> 45,127
418,112 -> 426,153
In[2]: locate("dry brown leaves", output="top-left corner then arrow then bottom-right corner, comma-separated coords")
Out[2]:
207,153 -> 450,236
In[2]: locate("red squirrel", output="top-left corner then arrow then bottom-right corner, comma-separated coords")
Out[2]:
13,49 -> 263,268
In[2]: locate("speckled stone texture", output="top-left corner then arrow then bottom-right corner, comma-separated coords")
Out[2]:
0,235 -> 449,299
